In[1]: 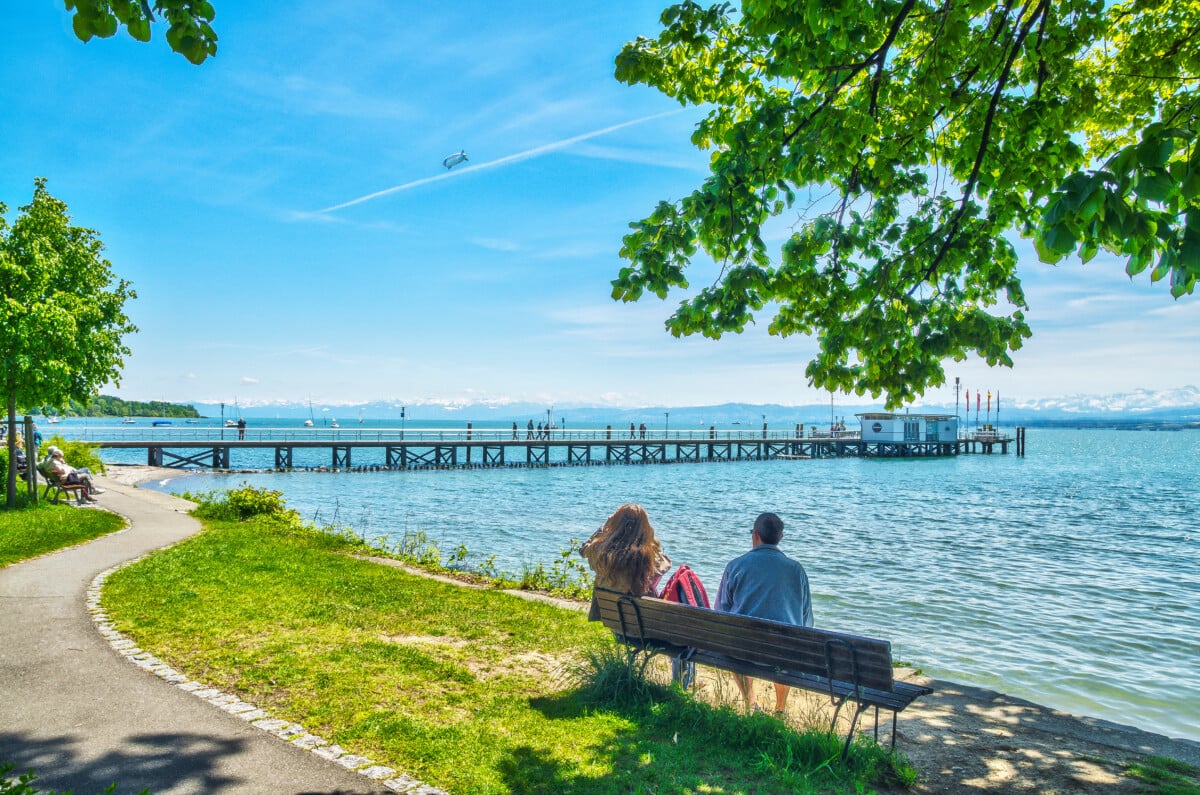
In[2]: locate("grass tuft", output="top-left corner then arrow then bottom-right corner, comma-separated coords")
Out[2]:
562,641 -> 674,711
1124,755 -> 1200,794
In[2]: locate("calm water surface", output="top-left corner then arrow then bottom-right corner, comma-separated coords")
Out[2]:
104,427 -> 1198,741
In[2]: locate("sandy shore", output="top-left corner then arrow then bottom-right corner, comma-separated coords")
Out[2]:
98,464 -> 1200,793
881,674 -> 1198,793
102,463 -> 194,488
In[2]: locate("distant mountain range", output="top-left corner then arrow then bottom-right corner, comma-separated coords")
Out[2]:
192,386 -> 1200,429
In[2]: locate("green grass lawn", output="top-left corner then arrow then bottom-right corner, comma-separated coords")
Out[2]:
100,502 -> 912,795
0,498 -> 126,567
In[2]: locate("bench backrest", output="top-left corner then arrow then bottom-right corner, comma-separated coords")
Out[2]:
39,465 -> 63,486
593,587 -> 896,692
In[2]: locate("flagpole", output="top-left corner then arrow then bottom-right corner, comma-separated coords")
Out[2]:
955,377 -> 961,430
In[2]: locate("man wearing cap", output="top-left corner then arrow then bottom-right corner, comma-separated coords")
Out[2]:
43,446 -> 104,503
715,511 -> 813,714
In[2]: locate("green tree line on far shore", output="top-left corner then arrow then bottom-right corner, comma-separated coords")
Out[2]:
33,395 -> 201,419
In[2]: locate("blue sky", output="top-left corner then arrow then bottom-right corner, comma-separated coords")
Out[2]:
3,2 -> 1197,410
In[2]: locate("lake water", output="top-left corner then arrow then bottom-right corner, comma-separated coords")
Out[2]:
66,421 -> 1199,742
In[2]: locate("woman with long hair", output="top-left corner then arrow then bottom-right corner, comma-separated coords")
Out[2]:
580,503 -> 671,620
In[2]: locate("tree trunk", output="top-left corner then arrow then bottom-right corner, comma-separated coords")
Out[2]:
6,394 -> 17,509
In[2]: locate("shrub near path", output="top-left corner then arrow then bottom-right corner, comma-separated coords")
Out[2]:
100,488 -> 907,795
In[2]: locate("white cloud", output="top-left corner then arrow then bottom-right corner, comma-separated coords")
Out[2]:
231,71 -> 421,121
471,237 -> 521,252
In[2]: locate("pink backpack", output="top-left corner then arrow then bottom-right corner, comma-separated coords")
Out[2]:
658,564 -> 710,608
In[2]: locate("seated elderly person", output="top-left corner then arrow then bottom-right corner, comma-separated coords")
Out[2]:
42,446 -> 104,503
11,433 -> 28,473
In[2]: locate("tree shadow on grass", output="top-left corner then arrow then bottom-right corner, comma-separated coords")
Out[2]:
505,692 -> 754,795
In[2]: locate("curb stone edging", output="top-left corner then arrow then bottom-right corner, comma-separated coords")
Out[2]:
87,559 -> 447,795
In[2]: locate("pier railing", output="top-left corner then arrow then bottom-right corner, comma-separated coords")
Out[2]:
49,424 -> 1018,469
57,426 -> 823,444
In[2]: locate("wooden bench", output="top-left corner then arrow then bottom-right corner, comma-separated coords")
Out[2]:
36,464 -> 87,504
593,587 -> 931,756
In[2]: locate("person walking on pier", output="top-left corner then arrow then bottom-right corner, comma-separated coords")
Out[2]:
526,419 -> 534,440
639,422 -> 647,439
237,417 -> 246,440
715,512 -> 813,715
630,422 -> 636,439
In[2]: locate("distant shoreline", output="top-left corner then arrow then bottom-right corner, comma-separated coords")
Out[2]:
47,416 -> 1200,431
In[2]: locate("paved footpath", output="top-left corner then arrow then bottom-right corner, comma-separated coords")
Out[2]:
0,478 -> 397,795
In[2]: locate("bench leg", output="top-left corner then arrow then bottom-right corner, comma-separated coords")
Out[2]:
831,697 -> 870,760
670,657 -> 696,689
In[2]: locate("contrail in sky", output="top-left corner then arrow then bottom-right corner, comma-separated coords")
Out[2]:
316,110 -> 681,214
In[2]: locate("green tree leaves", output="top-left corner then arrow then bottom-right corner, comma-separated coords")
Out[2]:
0,179 -> 137,506
615,0 -> 1197,406
1038,122 -> 1199,297
63,0 -> 217,63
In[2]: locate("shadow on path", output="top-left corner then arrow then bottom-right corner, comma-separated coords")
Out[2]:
2,730 -> 246,794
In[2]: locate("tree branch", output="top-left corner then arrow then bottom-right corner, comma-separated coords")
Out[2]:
909,0 -> 1049,294
781,0 -> 919,150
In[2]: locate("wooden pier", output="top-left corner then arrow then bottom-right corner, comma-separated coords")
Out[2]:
90,428 -> 1018,470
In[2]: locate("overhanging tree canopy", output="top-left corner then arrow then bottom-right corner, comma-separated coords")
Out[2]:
64,0 -> 217,63
613,0 -> 1199,407
0,179 -> 137,506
